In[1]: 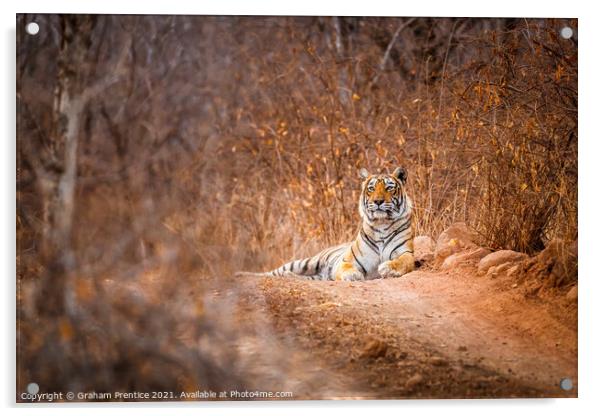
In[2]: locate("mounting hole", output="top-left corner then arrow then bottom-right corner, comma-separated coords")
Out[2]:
560,26 -> 573,39
26,382 -> 39,394
560,377 -> 573,391
26,22 -> 39,35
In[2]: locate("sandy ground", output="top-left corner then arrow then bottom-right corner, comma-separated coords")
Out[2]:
230,265 -> 577,399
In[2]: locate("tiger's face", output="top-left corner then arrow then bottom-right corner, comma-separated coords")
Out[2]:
359,167 -> 408,222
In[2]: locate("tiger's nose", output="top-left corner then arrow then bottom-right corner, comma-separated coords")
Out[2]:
374,199 -> 384,206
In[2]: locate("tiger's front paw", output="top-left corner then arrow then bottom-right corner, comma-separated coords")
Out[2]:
378,261 -> 409,279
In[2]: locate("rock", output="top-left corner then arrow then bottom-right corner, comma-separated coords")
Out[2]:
435,223 -> 480,265
441,248 -> 491,270
478,250 -> 528,275
486,262 -> 513,279
566,285 -> 578,302
405,373 -> 424,389
413,235 -> 435,263
507,264 -> 521,278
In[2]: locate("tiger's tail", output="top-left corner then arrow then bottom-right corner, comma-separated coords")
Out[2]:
235,255 -> 323,280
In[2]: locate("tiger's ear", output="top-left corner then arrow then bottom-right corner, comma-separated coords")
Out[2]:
393,167 -> 407,184
358,168 -> 369,180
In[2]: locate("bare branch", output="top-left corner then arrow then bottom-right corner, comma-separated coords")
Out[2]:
370,17 -> 416,87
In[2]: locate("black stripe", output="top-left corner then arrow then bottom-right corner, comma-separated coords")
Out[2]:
389,237 -> 412,260
364,230 -> 379,248
301,258 -> 309,274
381,218 -> 409,241
366,221 -> 380,234
390,249 -> 410,260
360,230 -> 379,253
355,242 -> 364,256
323,248 -> 336,265
383,219 -> 412,246
350,246 -> 367,275
398,197 -> 406,212
383,218 -> 402,231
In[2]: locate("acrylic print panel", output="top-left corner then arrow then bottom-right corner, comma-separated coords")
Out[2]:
16,14 -> 577,402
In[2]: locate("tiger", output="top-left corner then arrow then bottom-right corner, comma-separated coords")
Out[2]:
237,167 -> 415,281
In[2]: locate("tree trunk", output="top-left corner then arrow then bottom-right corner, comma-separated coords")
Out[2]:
332,17 -> 351,108
36,17 -> 93,315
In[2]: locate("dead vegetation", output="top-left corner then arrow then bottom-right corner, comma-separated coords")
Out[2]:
17,15 -> 577,399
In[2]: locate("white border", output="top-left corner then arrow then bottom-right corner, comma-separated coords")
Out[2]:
8,0 -> 581,17
3,1 -> 600,415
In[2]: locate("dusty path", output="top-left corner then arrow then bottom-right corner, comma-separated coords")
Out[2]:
234,266 -> 577,399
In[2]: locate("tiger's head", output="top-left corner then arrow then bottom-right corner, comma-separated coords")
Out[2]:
358,167 -> 409,222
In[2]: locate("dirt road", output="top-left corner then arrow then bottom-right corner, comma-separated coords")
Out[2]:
233,265 -> 577,399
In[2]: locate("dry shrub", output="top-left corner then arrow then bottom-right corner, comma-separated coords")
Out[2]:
214,17 -> 577,259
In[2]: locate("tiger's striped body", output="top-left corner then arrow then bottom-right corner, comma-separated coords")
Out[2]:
239,167 -> 415,281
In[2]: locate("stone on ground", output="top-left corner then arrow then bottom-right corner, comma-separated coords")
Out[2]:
441,248 -> 491,270
486,262 -> 514,278
435,223 -> 480,265
478,250 -> 528,275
